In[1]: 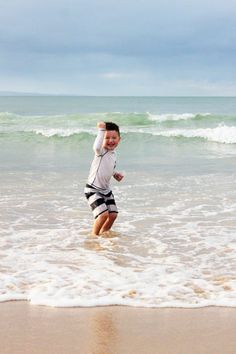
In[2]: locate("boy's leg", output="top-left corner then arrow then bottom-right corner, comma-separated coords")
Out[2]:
99,192 -> 118,233
100,212 -> 118,233
92,211 -> 109,236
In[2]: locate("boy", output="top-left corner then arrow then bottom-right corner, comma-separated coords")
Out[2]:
84,121 -> 124,236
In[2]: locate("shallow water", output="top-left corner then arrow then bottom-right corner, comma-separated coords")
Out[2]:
1,170 -> 235,307
0,96 -> 236,307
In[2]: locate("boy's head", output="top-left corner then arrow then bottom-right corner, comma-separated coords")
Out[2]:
103,121 -> 121,151
105,122 -> 120,136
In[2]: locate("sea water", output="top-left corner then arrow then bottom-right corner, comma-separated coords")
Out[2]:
0,96 -> 235,307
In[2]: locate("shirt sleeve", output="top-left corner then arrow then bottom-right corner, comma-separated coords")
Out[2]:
93,129 -> 106,156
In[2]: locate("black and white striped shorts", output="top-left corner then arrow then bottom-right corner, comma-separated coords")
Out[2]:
84,185 -> 118,219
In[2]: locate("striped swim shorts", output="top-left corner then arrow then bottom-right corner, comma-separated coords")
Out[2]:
84,184 -> 118,219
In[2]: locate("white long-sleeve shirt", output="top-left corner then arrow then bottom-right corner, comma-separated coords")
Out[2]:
87,129 -> 116,194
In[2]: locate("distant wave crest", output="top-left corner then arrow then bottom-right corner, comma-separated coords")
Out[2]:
147,112 -> 210,122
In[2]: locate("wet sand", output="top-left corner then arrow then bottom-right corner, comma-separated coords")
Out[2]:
0,302 -> 236,354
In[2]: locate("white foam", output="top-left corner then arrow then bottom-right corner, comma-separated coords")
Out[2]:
154,125 -> 236,144
34,128 -> 96,137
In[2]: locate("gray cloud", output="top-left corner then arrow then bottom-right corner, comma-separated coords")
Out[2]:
0,0 -> 236,95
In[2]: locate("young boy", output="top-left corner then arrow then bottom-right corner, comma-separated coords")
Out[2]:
84,121 -> 124,236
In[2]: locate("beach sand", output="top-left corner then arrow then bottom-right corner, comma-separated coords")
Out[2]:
0,302 -> 236,354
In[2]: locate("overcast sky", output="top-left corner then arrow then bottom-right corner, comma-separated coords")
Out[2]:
1,0 -> 236,95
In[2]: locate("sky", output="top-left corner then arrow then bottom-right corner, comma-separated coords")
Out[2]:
0,0 -> 236,96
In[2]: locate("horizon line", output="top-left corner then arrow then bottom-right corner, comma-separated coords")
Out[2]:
0,92 -> 236,98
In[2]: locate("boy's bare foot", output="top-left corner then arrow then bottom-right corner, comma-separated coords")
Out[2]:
99,230 -> 120,238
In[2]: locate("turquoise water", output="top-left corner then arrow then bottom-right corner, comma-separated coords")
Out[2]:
0,96 -> 236,307
1,96 -> 236,115
1,96 -> 236,173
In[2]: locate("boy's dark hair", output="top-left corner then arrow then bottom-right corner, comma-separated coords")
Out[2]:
105,122 -> 120,136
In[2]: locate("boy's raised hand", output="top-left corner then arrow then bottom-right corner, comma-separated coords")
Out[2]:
97,121 -> 106,129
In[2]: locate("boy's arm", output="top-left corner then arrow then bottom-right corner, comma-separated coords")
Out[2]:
93,122 -> 106,156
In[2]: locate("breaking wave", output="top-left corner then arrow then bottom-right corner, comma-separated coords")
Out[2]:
0,111 -> 236,144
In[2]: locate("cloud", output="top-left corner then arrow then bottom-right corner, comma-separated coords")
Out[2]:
0,0 -> 236,95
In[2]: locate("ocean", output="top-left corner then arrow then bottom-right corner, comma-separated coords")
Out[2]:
0,96 -> 236,307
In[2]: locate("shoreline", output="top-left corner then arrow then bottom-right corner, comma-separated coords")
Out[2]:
1,301 -> 236,354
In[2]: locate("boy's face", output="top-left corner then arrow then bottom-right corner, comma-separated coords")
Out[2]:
103,130 -> 120,150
